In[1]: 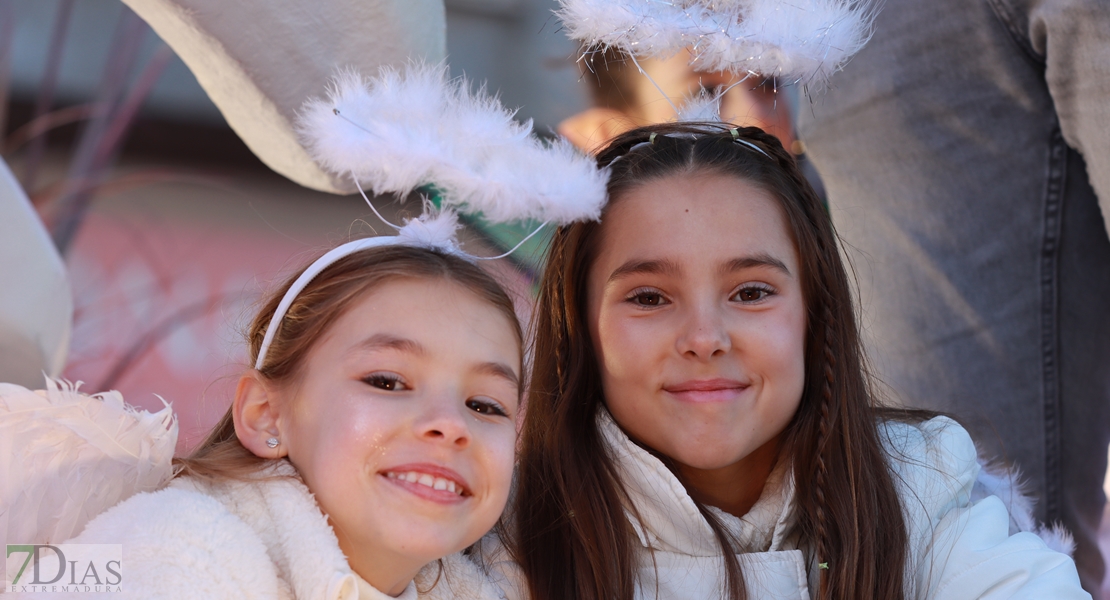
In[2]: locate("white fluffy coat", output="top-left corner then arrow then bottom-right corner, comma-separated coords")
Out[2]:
12,461 -> 504,600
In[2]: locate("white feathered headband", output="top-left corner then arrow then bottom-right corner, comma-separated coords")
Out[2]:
254,63 -> 608,369
558,0 -> 878,86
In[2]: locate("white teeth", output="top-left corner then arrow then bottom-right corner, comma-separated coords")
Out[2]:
386,471 -> 464,495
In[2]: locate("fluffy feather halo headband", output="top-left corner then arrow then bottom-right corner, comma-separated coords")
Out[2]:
557,0 -> 878,86
298,64 -> 608,225
254,63 -> 608,369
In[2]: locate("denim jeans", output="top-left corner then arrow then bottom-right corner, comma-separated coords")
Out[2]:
798,0 -> 1110,593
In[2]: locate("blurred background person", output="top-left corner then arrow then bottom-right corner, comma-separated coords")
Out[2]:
797,0 -> 1110,595
556,47 -> 825,200
557,47 -> 795,152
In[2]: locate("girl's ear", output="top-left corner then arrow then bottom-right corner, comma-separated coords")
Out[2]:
233,370 -> 287,459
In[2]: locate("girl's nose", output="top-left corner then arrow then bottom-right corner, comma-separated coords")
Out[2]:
415,401 -> 471,448
676,305 -> 732,359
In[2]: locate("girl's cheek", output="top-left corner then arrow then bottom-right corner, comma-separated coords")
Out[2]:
486,433 -> 517,501
610,309 -> 670,346
478,422 -> 517,463
752,307 -> 806,352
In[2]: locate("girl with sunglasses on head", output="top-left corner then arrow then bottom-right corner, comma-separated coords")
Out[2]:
483,123 -> 1088,600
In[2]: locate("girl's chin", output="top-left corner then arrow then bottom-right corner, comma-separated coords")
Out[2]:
354,503 -> 496,560
665,445 -> 762,472
378,532 -> 475,564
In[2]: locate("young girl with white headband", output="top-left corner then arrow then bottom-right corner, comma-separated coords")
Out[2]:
40,241 -> 523,600
482,123 -> 1089,600
3,65 -> 605,600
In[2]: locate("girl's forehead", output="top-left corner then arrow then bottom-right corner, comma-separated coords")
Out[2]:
596,172 -> 796,267
311,277 -> 521,364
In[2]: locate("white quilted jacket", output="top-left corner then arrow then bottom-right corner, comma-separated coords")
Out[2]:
481,413 -> 1089,600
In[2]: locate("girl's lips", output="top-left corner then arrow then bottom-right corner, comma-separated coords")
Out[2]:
379,463 -> 470,504
664,379 -> 749,403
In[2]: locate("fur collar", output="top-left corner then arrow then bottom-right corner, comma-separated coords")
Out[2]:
173,462 -> 378,599
175,462 -> 503,600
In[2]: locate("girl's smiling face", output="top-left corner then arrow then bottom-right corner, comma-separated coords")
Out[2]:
586,171 -> 807,515
275,277 -> 521,593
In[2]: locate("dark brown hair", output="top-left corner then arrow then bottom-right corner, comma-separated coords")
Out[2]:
174,244 -> 523,481
511,123 -> 910,599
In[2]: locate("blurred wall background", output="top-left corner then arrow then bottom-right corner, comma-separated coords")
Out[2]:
1,0 -> 581,450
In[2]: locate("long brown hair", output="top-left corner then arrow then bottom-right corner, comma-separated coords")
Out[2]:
511,123 -> 910,599
174,244 -> 523,482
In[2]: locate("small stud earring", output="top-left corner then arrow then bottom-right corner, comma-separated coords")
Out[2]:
266,437 -> 279,449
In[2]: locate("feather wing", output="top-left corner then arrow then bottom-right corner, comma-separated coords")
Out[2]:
0,379 -> 177,545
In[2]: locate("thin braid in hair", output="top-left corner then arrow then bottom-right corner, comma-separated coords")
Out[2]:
815,305 -> 837,599
552,243 -> 568,397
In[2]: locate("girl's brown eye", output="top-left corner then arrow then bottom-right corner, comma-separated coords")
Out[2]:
363,374 -> 407,391
733,286 -> 773,303
466,398 -> 508,418
738,289 -> 763,301
635,292 -> 664,306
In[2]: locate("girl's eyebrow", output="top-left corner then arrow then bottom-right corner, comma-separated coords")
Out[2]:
476,362 -> 521,389
353,333 -> 426,355
353,334 -> 519,387
607,255 -> 791,284
720,254 -> 792,277
607,258 -> 681,283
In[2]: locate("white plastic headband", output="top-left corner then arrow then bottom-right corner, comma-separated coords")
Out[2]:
253,219 -> 549,371
254,235 -> 401,370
